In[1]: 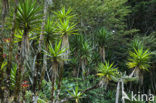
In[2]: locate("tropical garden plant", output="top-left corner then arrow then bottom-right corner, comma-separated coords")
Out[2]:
44,40 -> 67,101
97,61 -> 118,89
127,47 -> 152,85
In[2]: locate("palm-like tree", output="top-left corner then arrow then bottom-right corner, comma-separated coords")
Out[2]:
54,7 -> 74,21
129,38 -> 143,50
55,7 -> 77,61
127,47 -> 152,85
68,85 -> 84,103
96,28 -> 112,62
79,41 -> 92,79
112,72 -> 137,103
14,0 -> 42,101
44,18 -> 59,44
16,0 -> 42,59
97,61 -> 118,89
44,40 -> 67,102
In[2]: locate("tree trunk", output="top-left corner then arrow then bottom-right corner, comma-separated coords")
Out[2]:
34,0 -> 49,102
121,80 -> 125,103
56,62 -> 64,101
99,46 -> 106,62
81,59 -> 85,80
115,81 -> 120,103
51,61 -> 58,102
62,34 -> 70,63
38,0 -> 48,51
14,29 -> 29,102
39,54 -> 47,90
32,53 -> 41,103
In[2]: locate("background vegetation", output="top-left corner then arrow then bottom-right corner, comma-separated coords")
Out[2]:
0,0 -> 156,103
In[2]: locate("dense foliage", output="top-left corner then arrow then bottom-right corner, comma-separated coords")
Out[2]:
0,0 -> 156,103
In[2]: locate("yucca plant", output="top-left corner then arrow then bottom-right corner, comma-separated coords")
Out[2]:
127,47 -> 152,85
129,38 -> 143,50
97,61 -> 118,89
44,40 -> 68,101
71,35 -> 84,56
55,7 -> 77,61
44,18 -> 59,44
96,28 -> 112,62
16,0 -> 42,59
79,41 -> 92,79
54,7 -> 74,21
15,0 -> 42,101
68,85 -> 84,103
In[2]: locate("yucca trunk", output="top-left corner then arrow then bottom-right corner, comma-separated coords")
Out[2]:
14,29 -> 29,102
2,0 -> 9,29
121,80 -> 125,103
81,59 -> 87,80
72,67 -> 77,77
99,46 -> 106,62
39,0 -> 48,51
99,77 -> 109,89
134,67 -> 143,85
37,0 -> 49,101
76,98 -> 79,103
39,54 -> 47,90
62,34 -> 70,63
115,81 -> 120,103
56,62 -> 64,100
38,0 -> 48,90
150,65 -> 156,94
51,61 -> 58,102
32,53 -> 42,99
21,30 -> 29,61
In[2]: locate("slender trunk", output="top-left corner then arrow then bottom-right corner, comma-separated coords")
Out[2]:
81,59 -> 85,80
134,67 -> 143,88
1,0 -> 9,41
37,0 -> 48,98
14,29 -> 28,102
56,62 -> 64,100
76,99 -> 79,103
62,34 -> 70,63
21,33 -> 29,61
99,46 -> 106,62
99,78 -> 109,89
32,54 -> 40,97
51,76 -> 55,103
77,63 -> 80,78
73,67 -> 77,77
38,54 -> 47,90
51,61 -> 58,102
1,0 -> 9,32
121,80 -> 125,103
115,81 -> 120,103
38,0 -> 48,51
